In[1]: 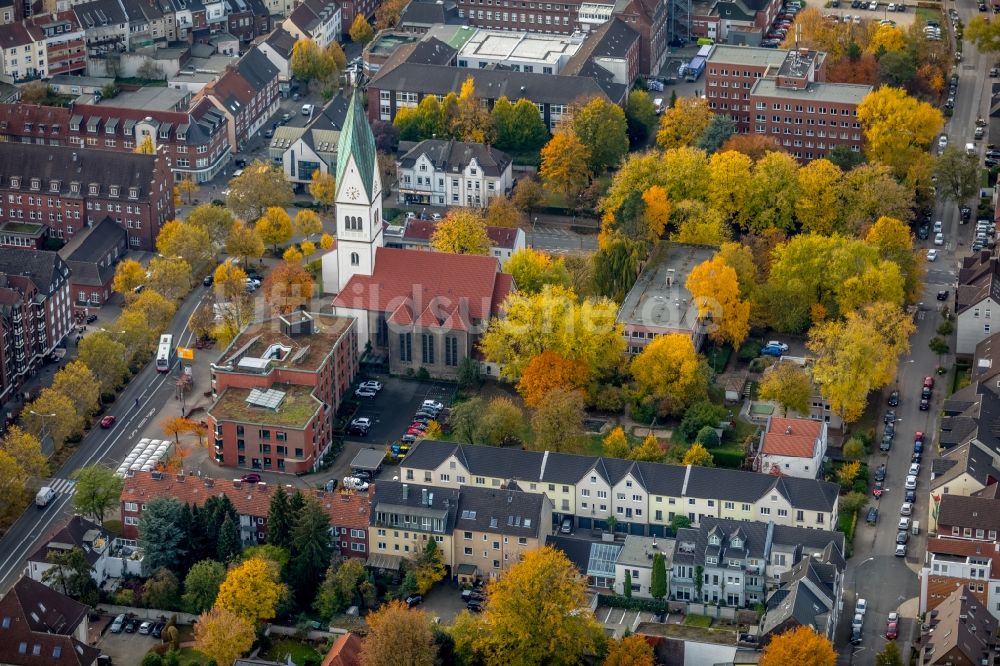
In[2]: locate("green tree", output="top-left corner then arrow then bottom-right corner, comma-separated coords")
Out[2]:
448,397 -> 485,444
138,497 -> 185,575
875,640 -> 904,666
695,426 -> 720,449
72,465 -> 123,526
530,388 -> 586,453
187,203 -> 236,248
479,397 -> 524,446
935,145 -> 981,204
929,335 -> 950,362
695,114 -> 736,154
51,361 -> 100,419
414,538 -> 447,594
624,90 -> 658,146
572,97 -> 629,172
504,248 -> 570,294
216,514 -> 242,563
226,161 -> 293,222
182,560 -> 226,614
42,546 -> 99,605
315,559 -> 368,618
650,552 -> 667,600
266,486 -> 294,549
288,496 -> 334,609
142,568 -> 180,610
678,401 -> 727,442
491,96 -> 549,153
671,515 -> 692,531
593,237 -> 640,302
842,437 -> 866,460
623,569 -> 632,598
23,389 -> 82,451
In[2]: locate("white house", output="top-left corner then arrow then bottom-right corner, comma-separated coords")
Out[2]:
283,0 -> 342,50
756,416 -> 827,479
613,535 -> 672,599
270,95 -> 348,184
26,516 -> 142,587
258,26 -> 296,91
396,139 -> 514,208
956,252 -> 1000,355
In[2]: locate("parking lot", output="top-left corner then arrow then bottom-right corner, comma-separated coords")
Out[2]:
349,376 -> 454,444
95,621 -> 165,665
823,2 -> 918,27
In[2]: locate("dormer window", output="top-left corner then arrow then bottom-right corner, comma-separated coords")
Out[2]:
109,186 -> 119,197
50,180 -> 59,192
9,177 -> 19,188
709,535 -> 720,546
29,179 -> 39,190
88,184 -> 98,195
70,182 -> 79,193
731,537 -> 742,549
128,187 -> 139,199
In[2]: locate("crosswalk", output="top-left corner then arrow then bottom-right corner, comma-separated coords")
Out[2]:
47,478 -> 76,496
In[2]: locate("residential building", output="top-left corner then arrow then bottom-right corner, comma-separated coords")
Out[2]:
0,95 -> 231,183
362,32 -> 457,77
920,586 -> 999,666
385,217 -> 526,263
0,249 -> 72,407
614,535 -> 674,598
955,251 -> 1000,356
935,490 -> 1000,542
119,469 -> 367,541
920,537 -> 1000,619
455,29 -> 583,73
930,442 -> 1000,531
0,142 -> 175,250
396,139 -> 514,208
283,0 -> 342,49
208,311 -> 358,474
399,0 -> 463,33
73,0 -> 130,60
257,26 -> 296,91
367,61 -> 627,128
326,484 -> 373,559
119,0 -> 168,51
60,216 -> 127,311
756,416 -> 827,479
0,10 -> 87,82
0,576 -> 99,666
223,0 -> 272,42
198,46 -> 280,150
691,0 -> 783,45
545,534 -> 622,590
320,633 -> 363,666
268,95 -> 349,184
399,440 -> 841,536
616,242 -> 715,354
26,515 -> 142,587
760,552 -> 844,644
608,0 -> 668,77
369,481 -> 460,571
560,17 -> 641,86
451,485 -> 552,581
747,358 -> 844,430
326,93 -> 514,379
336,0 -> 377,37
671,517 -> 844,607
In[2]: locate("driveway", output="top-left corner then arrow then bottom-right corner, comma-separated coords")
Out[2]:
96,624 -> 161,665
349,376 -> 455,444
420,582 -> 472,624
595,605 -> 658,638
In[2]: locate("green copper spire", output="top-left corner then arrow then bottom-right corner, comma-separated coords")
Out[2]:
336,88 -> 377,201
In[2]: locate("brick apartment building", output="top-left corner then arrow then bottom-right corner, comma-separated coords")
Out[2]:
0,95 -> 231,184
336,0 -> 376,36
0,249 -> 72,410
691,0 -> 783,45
119,469 -> 372,556
198,46 -> 280,151
222,0 -> 273,43
208,312 -> 358,475
61,216 -> 127,310
705,45 -> 871,162
0,142 -> 175,251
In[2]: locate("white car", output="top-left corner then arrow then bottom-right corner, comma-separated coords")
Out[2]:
933,220 -> 943,233
939,135 -> 948,148
905,475 -> 917,490
766,340 -> 789,352
909,462 -> 921,476
351,417 -> 372,428
422,400 -> 444,411
355,387 -> 377,398
898,517 -> 910,531
359,380 -> 383,392
927,249 -> 938,262
934,233 -> 944,246
895,544 -> 907,557
900,502 -> 912,516
856,598 -> 867,615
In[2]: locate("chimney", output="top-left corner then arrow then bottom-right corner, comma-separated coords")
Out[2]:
785,426 -> 792,434
402,484 -> 409,501
421,488 -> 427,505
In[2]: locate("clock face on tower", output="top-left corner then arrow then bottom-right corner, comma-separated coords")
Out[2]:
345,186 -> 360,201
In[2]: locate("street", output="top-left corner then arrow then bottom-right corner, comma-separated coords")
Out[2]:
841,0 -> 992,661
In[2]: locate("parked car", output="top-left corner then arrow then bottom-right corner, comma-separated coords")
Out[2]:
905,489 -> 916,503
895,544 -> 907,557
934,232 -> 945,246
422,400 -> 444,412
880,436 -> 892,452
920,398 -> 930,411
909,462 -> 921,476
896,530 -> 909,544
110,614 -> 126,633
240,473 -> 261,483
355,387 -> 377,398
873,480 -> 885,497
852,613 -> 864,630
874,464 -> 886,482
866,506 -> 878,525
405,595 -> 423,608
851,627 -> 863,645
856,598 -> 867,615
905,475 -> 917,490
100,415 -> 116,428
937,290 -> 949,301
886,621 -> 898,639
359,380 -> 382,392
927,249 -> 938,262
884,409 -> 896,425
888,390 -> 899,406
138,621 -> 153,635
923,376 -> 935,389
760,344 -> 784,357
124,617 -> 139,633
151,622 -> 164,638
561,517 -> 574,533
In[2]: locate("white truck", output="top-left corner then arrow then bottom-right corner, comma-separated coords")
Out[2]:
967,142 -> 976,156
35,486 -> 55,507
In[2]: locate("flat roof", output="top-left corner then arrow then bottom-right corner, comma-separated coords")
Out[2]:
459,29 -> 582,65
617,535 -> 675,567
171,55 -> 238,83
217,313 -> 354,374
425,24 -> 478,51
706,44 -> 788,69
616,242 -> 715,333
76,87 -> 190,112
368,32 -> 420,56
209,383 -> 320,428
751,78 -> 872,105
351,447 -> 386,471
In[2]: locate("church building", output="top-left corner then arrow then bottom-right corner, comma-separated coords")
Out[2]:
326,92 -> 513,379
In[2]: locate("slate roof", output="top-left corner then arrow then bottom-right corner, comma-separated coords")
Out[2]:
27,515 -> 110,568
956,252 -> 1000,316
930,442 -> 1000,491
936,493 -> 1000,532
545,534 -> 599,573
673,518 -> 771,567
62,217 -> 126,287
371,481 -> 461,531
923,586 -> 998,665
454,486 -> 546,538
0,142 -> 159,198
760,416 -> 823,458
0,577 -> 99,666
370,62 -> 627,106
0,249 -> 69,296
399,139 -> 511,177
401,440 -> 839,511
761,557 -> 838,638
73,0 -> 129,28
562,17 -> 638,77
336,90 -> 377,201
400,0 -> 460,26
264,26 -> 296,58
406,37 -> 457,65
236,47 -> 279,93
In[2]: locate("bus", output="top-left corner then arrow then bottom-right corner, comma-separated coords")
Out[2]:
155,334 -> 175,372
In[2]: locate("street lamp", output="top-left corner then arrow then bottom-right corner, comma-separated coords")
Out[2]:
29,410 -> 56,444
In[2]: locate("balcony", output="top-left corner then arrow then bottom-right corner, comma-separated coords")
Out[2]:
214,439 -> 223,449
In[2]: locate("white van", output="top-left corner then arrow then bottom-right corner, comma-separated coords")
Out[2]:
35,486 -> 55,507
302,104 -> 314,116
967,142 -> 977,156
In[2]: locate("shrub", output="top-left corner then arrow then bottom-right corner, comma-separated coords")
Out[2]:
142,654 -> 164,666
598,594 -> 670,613
695,426 -> 720,449
711,449 -> 745,469
630,396 -> 657,424
416,367 -> 430,380
677,402 -> 726,443
737,340 -> 760,363
587,383 -> 625,413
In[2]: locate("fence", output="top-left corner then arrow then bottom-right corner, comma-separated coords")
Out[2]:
97,605 -> 198,624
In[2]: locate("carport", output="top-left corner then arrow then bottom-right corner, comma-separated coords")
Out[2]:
350,447 -> 385,475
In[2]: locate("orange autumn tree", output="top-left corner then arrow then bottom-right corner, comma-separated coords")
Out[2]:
641,186 -> 671,241
516,350 -> 588,408
262,261 -> 315,314
760,626 -> 836,666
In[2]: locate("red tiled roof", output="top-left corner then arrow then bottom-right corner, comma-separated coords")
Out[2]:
320,488 -> 372,531
761,417 -> 822,459
927,536 -> 1000,579
332,247 -> 510,322
321,632 -> 363,666
402,219 -> 435,241
402,219 -> 521,249
486,226 -> 519,249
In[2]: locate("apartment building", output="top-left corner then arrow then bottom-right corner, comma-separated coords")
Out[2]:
222,0 -> 272,43
0,249 -> 71,409
399,440 -> 841,537
0,10 -> 86,81
198,46 -> 280,150
327,486 -> 373,559
283,0 -> 342,49
396,139 -> 513,208
955,251 -> 1000,356
0,142 -> 174,250
920,537 -> 1000,619
756,416 -> 827,479
760,553 -> 843,644
935,489 -> 1000,542
73,0 -> 130,58
60,216 -> 127,310
691,0 -> 783,45
921,586 -> 999,666
0,94 -> 231,183
369,481 -> 551,580
560,17 -> 641,86
0,577 -> 99,666
705,44 -> 789,133
455,0 -> 584,33
208,312 -> 358,475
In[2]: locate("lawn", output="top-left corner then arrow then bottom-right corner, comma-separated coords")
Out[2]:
915,6 -> 941,24
260,638 -> 323,665
683,614 -> 714,628
177,647 -> 213,665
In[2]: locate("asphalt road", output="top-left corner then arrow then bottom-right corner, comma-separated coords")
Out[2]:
528,223 -> 598,253
840,0 -> 991,661
0,286 -> 209,594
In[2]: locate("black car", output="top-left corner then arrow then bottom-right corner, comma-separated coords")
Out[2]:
851,627 -> 863,645
85,314 -> 98,324
466,600 -> 484,613
884,422 -> 895,438
151,622 -> 165,638
234,158 -> 247,168
961,206 -> 972,220
884,409 -> 896,424
888,390 -> 900,406
937,290 -> 949,301
880,436 -> 892,452
986,158 -> 998,168
897,530 -> 909,544
922,387 -> 932,400
123,617 -> 138,633
405,595 -> 423,608
920,398 -> 930,411
874,464 -> 886,482
866,506 -> 878,525
912,451 -> 922,463
412,415 -> 433,425
203,274 -> 214,287
905,489 -> 917,503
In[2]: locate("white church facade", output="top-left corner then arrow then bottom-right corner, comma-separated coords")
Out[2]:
325,92 -> 514,379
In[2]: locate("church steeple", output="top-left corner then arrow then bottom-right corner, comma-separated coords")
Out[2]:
335,89 -> 378,203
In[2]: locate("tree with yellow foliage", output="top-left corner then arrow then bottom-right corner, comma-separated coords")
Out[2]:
682,443 -> 714,467
670,200 -> 730,246
743,151 -> 800,232
134,136 -> 156,154
759,362 -> 812,416
540,128 -> 591,207
128,289 -> 177,333
641,185 -> 671,241
760,626 -> 836,666
604,634 -> 655,666
686,256 -> 751,348
484,194 -> 522,228
111,259 -> 146,300
319,233 -> 335,251
360,601 -> 436,666
194,607 -> 255,666
602,426 -> 631,459
215,557 -> 286,622
309,170 -> 337,213
450,77 -> 494,144
631,434 -> 665,463
257,207 -> 293,253
431,209 -> 490,255
808,302 -> 915,424
838,460 -> 862,489
214,261 -> 248,301
707,150 -> 752,223
866,24 -> 907,54
517,350 -> 588,408
262,260 -> 314,314
52,361 -> 100,418
503,248 -> 570,294
294,209 -> 323,239
656,97 -> 713,150
156,219 -> 213,276
857,86 -> 944,178
0,426 -> 47,518
226,222 -> 265,266
147,256 -> 192,300
348,13 -> 375,45
176,178 -> 198,205
630,333 -> 709,415
716,242 -> 757,299
794,158 -> 844,234
865,215 -> 924,303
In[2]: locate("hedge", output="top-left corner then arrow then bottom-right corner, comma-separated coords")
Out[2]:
712,449 -> 745,469
598,594 -> 670,612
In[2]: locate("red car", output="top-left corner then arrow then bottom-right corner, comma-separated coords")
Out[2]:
99,415 -> 116,428
409,422 -> 429,432
923,376 -> 935,389
914,431 -> 924,443
240,473 -> 261,483
885,621 -> 898,639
